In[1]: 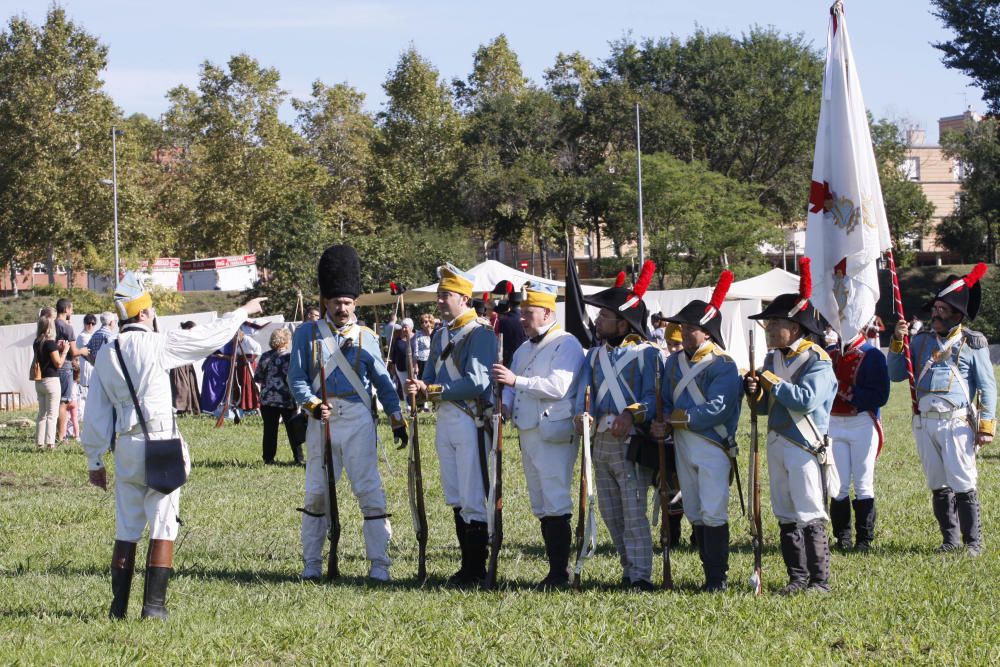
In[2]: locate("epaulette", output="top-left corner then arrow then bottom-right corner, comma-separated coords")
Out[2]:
622,333 -> 646,347
801,340 -> 831,363
358,325 -> 380,342
963,328 -> 988,349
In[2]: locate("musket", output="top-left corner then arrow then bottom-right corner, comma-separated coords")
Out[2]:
655,362 -> 674,590
484,333 -> 504,590
317,327 -> 341,582
405,335 -> 428,582
572,387 -> 597,591
747,327 -> 763,595
215,331 -> 242,428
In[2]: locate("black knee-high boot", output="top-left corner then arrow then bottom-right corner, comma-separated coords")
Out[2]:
109,540 -> 136,620
955,490 -> 983,556
853,497 -> 876,551
778,523 -> 808,595
932,488 -> 961,552
829,496 -> 852,550
140,539 -> 173,620
539,514 -> 572,588
803,521 -> 831,593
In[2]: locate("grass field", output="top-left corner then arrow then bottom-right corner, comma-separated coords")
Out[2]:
1,378 -> 999,665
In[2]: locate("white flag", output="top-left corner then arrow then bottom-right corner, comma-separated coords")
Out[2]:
804,1 -> 892,344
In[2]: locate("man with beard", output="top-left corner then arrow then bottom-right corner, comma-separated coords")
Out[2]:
889,264 -> 995,556
574,260 -> 660,591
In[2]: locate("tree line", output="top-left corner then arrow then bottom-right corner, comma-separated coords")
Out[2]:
0,8 -> 934,315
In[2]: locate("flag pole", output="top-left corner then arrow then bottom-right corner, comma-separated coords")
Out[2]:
885,248 -> 918,415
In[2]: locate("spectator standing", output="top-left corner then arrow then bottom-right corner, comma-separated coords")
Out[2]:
253,328 -> 304,465
33,312 -> 68,448
54,299 -> 89,443
389,318 -> 414,397
77,314 -> 98,419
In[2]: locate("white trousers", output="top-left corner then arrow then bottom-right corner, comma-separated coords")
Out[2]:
829,414 -> 878,500
435,402 -> 487,523
913,414 -> 978,493
301,398 -> 391,569
766,431 -> 827,527
114,431 -> 190,542
674,430 -> 731,527
518,427 -> 577,518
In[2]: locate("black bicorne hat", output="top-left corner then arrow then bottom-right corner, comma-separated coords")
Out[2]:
749,257 -> 824,336
666,270 -> 733,349
318,245 -> 361,300
584,260 -> 656,340
924,263 -> 987,319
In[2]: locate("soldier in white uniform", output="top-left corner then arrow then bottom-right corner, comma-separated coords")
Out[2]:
492,282 -> 585,588
82,272 -> 265,620
407,263 -> 496,586
287,245 -> 407,582
889,264 -> 996,556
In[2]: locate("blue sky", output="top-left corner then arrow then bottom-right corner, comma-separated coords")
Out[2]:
4,0 -> 978,143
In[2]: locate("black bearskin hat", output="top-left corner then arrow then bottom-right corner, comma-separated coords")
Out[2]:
318,245 -> 361,300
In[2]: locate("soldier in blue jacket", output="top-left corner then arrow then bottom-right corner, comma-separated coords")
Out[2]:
651,270 -> 742,592
745,259 -> 838,594
574,260 -> 661,591
889,264 -> 995,556
288,245 -> 408,582
407,264 -> 496,586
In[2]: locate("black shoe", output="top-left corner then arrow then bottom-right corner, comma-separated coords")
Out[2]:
108,540 -> 136,620
829,497 -> 853,551
779,523 -> 808,595
932,488 -> 961,552
630,579 -> 655,592
853,497 -> 876,551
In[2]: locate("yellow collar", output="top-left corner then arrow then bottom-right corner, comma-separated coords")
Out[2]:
940,324 -> 963,343
690,341 -> 717,363
449,309 -> 477,331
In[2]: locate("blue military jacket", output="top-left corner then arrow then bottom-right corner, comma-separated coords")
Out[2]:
888,325 -> 997,432
420,309 -> 495,407
287,318 -> 401,417
751,339 -> 838,450
661,342 -> 742,447
574,335 -> 659,424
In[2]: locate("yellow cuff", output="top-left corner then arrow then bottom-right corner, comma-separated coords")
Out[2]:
668,409 -> 689,429
426,384 -> 443,402
889,338 -> 905,354
978,419 -> 996,436
759,370 -> 781,391
625,403 -> 647,425
303,398 -> 322,411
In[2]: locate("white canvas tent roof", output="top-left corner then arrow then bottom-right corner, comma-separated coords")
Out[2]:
356,259 -> 603,306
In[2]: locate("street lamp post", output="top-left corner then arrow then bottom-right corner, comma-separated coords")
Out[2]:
111,127 -> 123,285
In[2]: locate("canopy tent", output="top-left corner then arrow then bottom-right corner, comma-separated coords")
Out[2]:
355,259 -> 603,306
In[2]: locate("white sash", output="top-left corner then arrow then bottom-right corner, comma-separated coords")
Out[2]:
916,333 -> 972,406
675,352 -> 728,440
596,345 -> 640,413
511,327 -> 567,376
434,319 -> 479,382
315,321 -> 372,410
771,348 -> 821,449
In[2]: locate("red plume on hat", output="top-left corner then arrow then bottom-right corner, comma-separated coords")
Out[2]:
699,270 -> 734,325
789,257 -> 812,316
619,259 -> 656,311
614,271 -> 626,289
389,281 -> 405,295
940,262 -> 987,297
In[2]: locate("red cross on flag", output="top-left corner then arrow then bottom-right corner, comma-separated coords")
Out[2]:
804,1 -> 892,344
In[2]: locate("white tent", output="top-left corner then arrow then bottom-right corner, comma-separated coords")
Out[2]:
355,259 -> 603,306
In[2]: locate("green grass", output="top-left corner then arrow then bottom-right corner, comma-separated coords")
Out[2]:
1,378 -> 999,665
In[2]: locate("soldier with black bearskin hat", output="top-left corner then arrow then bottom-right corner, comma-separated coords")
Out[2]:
651,270 -> 743,592
574,260 -> 661,591
745,258 -> 838,594
889,263 -> 996,556
406,264 -> 496,587
287,245 -> 408,582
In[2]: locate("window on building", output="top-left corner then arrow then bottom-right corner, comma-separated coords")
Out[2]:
952,160 -> 968,181
902,157 -> 920,181
32,262 -> 46,275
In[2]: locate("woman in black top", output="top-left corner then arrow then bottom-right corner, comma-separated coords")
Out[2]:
253,327 -> 304,464
34,313 -> 68,448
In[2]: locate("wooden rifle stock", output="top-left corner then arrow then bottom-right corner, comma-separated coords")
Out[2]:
484,334 -> 504,590
748,328 -> 763,595
405,337 -> 428,582
655,361 -> 673,590
317,328 -> 341,582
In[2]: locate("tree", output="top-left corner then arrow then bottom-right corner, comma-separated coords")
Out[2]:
453,34 -> 527,110
869,117 -> 935,265
932,0 -> 1000,114
0,8 -> 118,291
939,116 -> 1000,262
610,152 -> 781,288
293,81 -> 376,234
371,46 -> 464,230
